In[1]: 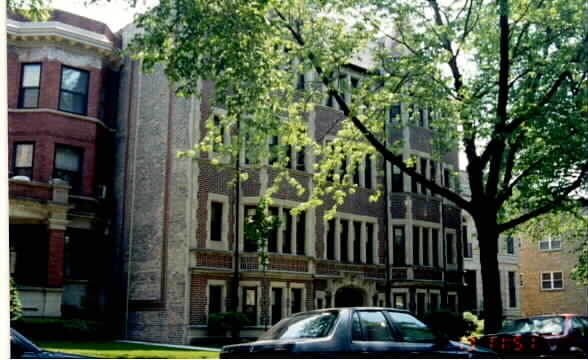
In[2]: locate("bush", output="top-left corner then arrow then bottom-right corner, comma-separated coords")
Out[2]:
422,310 -> 478,341
207,312 -> 249,336
10,278 -> 22,321
11,318 -> 111,341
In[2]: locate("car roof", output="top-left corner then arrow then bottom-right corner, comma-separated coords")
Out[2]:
296,307 -> 412,314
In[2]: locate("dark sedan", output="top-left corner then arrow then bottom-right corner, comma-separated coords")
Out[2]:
221,307 -> 496,358
470,314 -> 588,357
10,328 -> 93,359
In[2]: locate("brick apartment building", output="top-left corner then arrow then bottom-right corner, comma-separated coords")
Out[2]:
113,23 -> 464,344
520,232 -> 587,317
7,10 -> 464,345
7,11 -> 120,318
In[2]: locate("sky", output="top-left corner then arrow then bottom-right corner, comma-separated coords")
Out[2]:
51,0 -> 155,32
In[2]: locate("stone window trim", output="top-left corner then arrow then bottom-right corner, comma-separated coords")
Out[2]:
324,213 -> 379,264
270,281 -> 287,325
207,193 -> 229,251
239,280 -> 262,327
540,271 -> 564,291
392,289 -> 409,310
406,151 -> 445,196
240,198 -> 309,257
207,280 -> 226,314
406,221 -> 442,268
538,237 -> 561,251
289,283 -> 306,316
19,63 -> 42,109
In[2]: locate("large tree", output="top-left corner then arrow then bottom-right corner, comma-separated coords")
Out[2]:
124,0 -> 587,334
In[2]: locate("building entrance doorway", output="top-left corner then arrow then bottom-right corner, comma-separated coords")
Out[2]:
335,287 -> 365,307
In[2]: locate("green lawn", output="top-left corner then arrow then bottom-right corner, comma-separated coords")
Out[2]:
35,340 -> 220,359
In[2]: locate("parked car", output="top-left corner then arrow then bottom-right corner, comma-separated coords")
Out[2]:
470,314 -> 588,357
220,307 -> 496,358
10,328 -> 93,359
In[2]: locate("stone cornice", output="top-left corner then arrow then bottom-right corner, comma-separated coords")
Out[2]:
7,19 -> 117,56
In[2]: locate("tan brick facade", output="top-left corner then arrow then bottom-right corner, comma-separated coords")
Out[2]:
520,236 -> 587,316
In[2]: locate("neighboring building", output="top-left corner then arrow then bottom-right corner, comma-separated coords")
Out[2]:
113,26 -> 464,344
7,11 -> 120,318
461,213 -> 522,320
520,233 -> 587,316
459,172 -> 522,321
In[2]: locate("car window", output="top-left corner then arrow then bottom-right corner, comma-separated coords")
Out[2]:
572,317 -> 588,337
500,316 -> 565,335
258,311 -> 338,340
386,311 -> 436,343
352,311 -> 394,341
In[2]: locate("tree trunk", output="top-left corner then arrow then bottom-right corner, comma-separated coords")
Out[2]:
474,215 -> 504,335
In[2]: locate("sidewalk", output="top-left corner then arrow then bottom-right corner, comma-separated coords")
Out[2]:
115,340 -> 221,352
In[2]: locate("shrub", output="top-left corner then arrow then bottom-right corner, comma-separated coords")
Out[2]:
207,312 -> 249,336
10,278 -> 22,321
11,318 -> 111,341
422,310 -> 478,341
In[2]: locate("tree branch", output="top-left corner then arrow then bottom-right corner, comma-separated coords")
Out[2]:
497,162 -> 588,232
275,7 -> 473,212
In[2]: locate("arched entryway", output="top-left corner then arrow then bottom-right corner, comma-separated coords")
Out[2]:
335,287 -> 365,307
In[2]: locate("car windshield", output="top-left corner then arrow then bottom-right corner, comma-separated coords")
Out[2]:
500,316 -> 565,335
258,311 -> 339,340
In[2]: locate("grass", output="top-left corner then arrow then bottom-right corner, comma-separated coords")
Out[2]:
34,340 -> 220,359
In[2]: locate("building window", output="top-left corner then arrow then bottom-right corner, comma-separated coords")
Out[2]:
447,294 -> 457,312
243,287 -> 258,325
443,168 -> 451,190
413,226 -> 420,265
268,206 -> 279,252
291,288 -> 303,314
432,229 -> 439,267
13,143 -> 34,179
210,202 -> 223,242
282,209 -> 293,254
244,205 -> 258,252
541,272 -> 564,290
393,226 -> 405,266
430,293 -> 439,312
59,66 -> 89,115
429,160 -> 437,195
539,237 -> 561,251
446,233 -> 455,265
209,285 -> 223,314
212,115 -> 226,153
271,287 -> 284,325
353,221 -> 362,264
392,156 -> 404,192
389,104 -> 401,123
366,223 -> 374,264
364,155 -> 373,189
506,236 -> 515,255
422,228 -> 430,266
326,219 -> 335,260
420,158 -> 427,195
19,63 -> 41,108
508,272 -> 517,308
463,225 -> 473,258
393,293 -> 406,309
296,73 -> 305,90
340,220 -> 349,263
53,144 -> 83,194
295,147 -> 306,172
296,211 -> 306,255
417,293 -> 426,317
